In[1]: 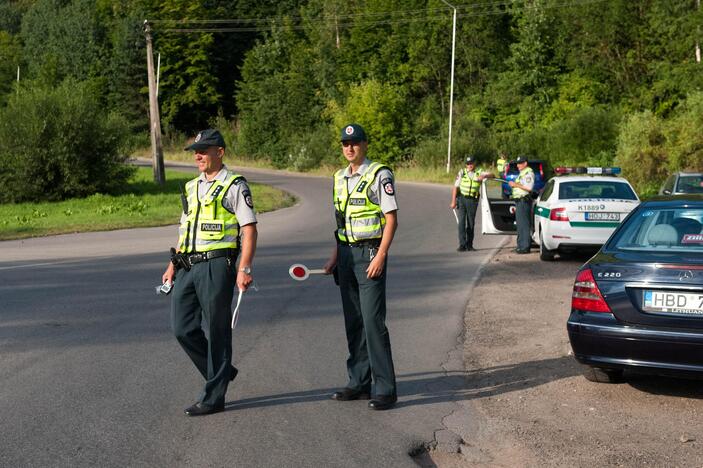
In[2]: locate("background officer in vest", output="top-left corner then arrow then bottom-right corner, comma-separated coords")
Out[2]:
161,128 -> 258,416
323,123 -> 398,411
508,155 -> 535,254
450,156 -> 491,252
496,152 -> 507,177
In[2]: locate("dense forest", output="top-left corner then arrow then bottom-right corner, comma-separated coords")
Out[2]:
1,0 -> 702,201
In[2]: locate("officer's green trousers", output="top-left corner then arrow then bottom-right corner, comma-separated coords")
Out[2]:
171,255 -> 237,407
337,243 -> 397,397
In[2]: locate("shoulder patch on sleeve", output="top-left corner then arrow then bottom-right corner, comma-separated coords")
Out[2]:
242,189 -> 254,208
381,177 -> 395,195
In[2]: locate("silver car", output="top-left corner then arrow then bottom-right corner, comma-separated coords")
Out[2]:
660,172 -> 703,195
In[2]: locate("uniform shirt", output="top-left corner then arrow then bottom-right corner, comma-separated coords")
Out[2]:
179,165 -> 257,227
341,158 -> 398,214
453,168 -> 487,188
518,168 -> 535,191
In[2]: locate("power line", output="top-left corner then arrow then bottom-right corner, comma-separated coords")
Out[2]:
153,0 -> 609,34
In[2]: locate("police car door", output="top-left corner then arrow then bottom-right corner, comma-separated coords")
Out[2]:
480,178 -> 517,235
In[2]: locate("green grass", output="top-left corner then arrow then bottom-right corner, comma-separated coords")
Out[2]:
134,147 -> 459,185
0,168 -> 296,241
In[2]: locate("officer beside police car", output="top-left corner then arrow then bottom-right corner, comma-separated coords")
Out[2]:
509,155 -> 535,254
161,128 -> 258,416
450,156 -> 492,252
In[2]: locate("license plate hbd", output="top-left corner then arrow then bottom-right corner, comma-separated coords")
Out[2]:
585,212 -> 620,221
643,290 -> 703,315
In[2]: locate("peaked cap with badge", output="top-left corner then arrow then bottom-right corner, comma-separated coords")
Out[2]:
185,129 -> 226,151
340,124 -> 367,142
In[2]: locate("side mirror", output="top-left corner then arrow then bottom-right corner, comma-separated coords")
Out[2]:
663,189 -> 671,195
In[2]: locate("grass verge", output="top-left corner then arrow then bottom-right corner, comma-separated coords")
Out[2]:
134,147 -> 459,185
0,167 -> 296,241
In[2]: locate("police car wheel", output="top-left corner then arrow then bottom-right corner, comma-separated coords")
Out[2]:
539,230 -> 556,262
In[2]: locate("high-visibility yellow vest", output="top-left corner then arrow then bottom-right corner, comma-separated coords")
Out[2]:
177,173 -> 243,253
511,166 -> 534,199
496,157 -> 507,175
459,168 -> 483,197
333,162 -> 389,243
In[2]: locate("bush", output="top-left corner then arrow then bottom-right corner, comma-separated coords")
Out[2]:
326,80 -> 410,166
664,91 -> 703,172
615,110 -> 669,196
0,79 -> 133,203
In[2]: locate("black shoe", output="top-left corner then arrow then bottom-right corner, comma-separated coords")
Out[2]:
368,395 -> 397,411
331,387 -> 371,401
466,247 -> 476,251
184,402 -> 225,416
230,366 -> 238,382
457,246 -> 467,252
512,248 -> 530,254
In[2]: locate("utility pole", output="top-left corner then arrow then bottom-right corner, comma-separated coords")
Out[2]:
144,20 -> 165,185
697,0 -> 701,63
439,0 -> 457,174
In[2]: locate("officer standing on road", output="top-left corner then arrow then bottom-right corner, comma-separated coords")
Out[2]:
161,128 -> 258,416
508,155 -> 534,254
323,123 -> 398,411
450,156 -> 491,252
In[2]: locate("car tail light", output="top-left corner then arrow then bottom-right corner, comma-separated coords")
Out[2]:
572,268 -> 612,313
550,207 -> 569,221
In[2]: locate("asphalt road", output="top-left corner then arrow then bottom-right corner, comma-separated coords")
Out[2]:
0,166 -> 506,467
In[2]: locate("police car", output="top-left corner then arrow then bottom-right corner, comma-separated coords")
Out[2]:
481,167 -> 640,260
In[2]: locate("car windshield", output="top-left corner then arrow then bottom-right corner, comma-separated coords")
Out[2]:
558,181 -> 637,200
608,206 -> 703,252
675,175 -> 703,194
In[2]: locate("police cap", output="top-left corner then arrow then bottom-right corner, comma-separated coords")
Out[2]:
185,129 -> 226,151
515,155 -> 529,163
465,156 -> 476,164
340,124 -> 367,142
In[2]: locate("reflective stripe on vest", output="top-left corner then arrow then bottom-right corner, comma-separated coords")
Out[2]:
177,173 -> 242,253
511,167 -> 534,198
459,168 -> 483,197
333,162 -> 388,243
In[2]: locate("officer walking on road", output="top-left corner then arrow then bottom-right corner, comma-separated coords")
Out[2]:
161,128 -> 258,416
508,155 -> 534,254
450,156 -> 491,252
323,123 -> 398,411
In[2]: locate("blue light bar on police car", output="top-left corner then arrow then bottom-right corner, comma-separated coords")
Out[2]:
554,167 -> 621,175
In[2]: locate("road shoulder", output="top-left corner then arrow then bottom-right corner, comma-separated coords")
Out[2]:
423,247 -> 703,467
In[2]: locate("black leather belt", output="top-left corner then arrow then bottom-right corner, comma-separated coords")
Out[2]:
338,240 -> 381,248
186,248 -> 237,265
462,195 -> 479,199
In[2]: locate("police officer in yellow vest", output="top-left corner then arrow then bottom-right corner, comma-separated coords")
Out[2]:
496,152 -> 507,178
508,155 -> 535,254
323,123 -> 398,411
161,129 -> 258,416
450,156 -> 490,252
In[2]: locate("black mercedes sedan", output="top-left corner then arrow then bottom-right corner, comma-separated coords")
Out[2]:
567,195 -> 703,383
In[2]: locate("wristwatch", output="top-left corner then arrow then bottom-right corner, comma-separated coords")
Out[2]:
239,266 -> 252,275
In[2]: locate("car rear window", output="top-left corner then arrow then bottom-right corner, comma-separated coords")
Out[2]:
608,207 -> 703,252
558,181 -> 637,200
675,175 -> 703,194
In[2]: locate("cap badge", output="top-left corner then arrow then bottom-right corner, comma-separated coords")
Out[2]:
194,132 -> 202,142
345,126 -> 354,135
